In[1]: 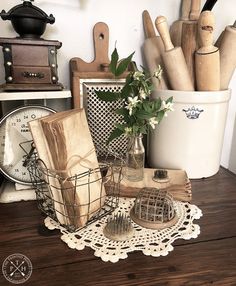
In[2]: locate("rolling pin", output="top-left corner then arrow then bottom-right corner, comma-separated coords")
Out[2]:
195,11 -> 220,91
155,16 -> 194,91
215,21 -> 236,89
142,10 -> 168,90
169,0 -> 192,47
200,0 -> 218,46
181,0 -> 201,88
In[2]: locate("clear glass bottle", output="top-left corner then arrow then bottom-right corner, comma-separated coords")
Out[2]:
125,134 -> 145,181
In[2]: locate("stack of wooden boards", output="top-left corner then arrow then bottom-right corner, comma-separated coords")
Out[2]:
118,168 -> 192,202
28,108 -> 106,229
143,0 -> 236,92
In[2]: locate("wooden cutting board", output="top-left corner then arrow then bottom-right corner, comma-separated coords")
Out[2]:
181,0 -> 201,88
70,22 -> 110,108
169,0 -> 192,47
142,10 -> 168,90
71,22 -> 110,72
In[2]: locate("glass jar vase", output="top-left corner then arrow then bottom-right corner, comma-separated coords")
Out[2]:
125,134 -> 145,181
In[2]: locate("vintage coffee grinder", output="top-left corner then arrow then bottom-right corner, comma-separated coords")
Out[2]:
0,0 -> 63,91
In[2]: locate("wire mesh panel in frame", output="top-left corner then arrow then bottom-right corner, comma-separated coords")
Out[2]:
81,79 -> 128,157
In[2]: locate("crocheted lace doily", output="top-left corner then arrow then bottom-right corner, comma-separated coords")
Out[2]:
44,197 -> 202,263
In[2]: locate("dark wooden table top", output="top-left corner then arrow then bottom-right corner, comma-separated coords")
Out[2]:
0,167 -> 236,286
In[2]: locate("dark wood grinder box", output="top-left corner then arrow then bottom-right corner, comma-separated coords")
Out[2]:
0,37 -> 63,91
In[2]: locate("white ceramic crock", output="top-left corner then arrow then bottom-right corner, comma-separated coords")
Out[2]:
148,89 -> 231,179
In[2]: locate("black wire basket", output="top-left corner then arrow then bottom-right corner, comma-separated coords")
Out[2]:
23,141 -> 123,232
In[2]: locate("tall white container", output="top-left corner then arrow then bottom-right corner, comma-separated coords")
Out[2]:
148,89 -> 231,179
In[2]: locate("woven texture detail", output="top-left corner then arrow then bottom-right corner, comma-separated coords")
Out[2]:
44,197 -> 202,263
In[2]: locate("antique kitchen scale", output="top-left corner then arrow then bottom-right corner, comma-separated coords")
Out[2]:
0,0 -> 69,202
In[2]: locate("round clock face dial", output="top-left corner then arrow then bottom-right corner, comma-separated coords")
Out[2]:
0,105 -> 55,185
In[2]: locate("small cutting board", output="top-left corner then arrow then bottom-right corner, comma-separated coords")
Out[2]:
71,22 -> 110,72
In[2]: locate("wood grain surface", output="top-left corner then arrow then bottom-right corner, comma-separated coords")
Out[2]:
142,10 -> 169,90
155,16 -> 194,91
0,167 -> 236,285
195,11 -> 220,91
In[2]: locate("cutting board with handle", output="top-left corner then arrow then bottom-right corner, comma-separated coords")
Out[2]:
70,22 -> 110,108
155,15 -> 194,91
195,11 -> 220,91
71,22 -> 110,72
181,0 -> 201,88
216,20 -> 236,89
169,0 -> 192,47
142,10 -> 168,90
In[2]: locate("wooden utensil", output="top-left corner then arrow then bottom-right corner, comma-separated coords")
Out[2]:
169,0 -> 192,47
190,0 -> 201,20
216,21 -> 236,89
142,10 -> 168,90
181,0 -> 201,88
195,11 -> 220,91
155,16 -> 194,91
70,22 -> 110,108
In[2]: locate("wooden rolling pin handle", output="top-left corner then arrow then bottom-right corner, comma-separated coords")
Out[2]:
181,0 -> 192,21
143,10 -> 156,38
155,16 -> 174,51
189,0 -> 201,21
198,11 -> 216,53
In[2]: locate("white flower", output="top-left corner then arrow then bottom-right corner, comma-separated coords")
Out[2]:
133,71 -> 144,80
125,96 -> 140,115
149,117 -> 159,129
153,65 -> 163,80
161,100 -> 174,112
139,88 -> 147,99
124,127 -> 132,135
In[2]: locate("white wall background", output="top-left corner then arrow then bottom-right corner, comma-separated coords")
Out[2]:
0,0 -> 235,173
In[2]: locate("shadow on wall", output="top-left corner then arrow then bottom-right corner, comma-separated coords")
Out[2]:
229,113 -> 236,174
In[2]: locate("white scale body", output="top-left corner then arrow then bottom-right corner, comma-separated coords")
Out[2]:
0,90 -> 71,202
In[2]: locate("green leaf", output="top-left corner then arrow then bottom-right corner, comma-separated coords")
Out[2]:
115,51 -> 135,76
115,108 -> 129,122
154,98 -> 162,110
142,101 -> 152,113
95,90 -> 120,102
120,84 -> 132,99
107,127 -> 124,144
115,123 -> 125,131
166,96 -> 173,103
135,109 -> 154,120
156,110 -> 165,122
109,48 -> 119,75
115,107 -> 127,116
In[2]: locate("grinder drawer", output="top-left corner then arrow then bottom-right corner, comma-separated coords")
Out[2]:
12,66 -> 53,84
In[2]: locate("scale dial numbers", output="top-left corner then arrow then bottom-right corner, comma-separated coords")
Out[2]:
0,105 -> 55,185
